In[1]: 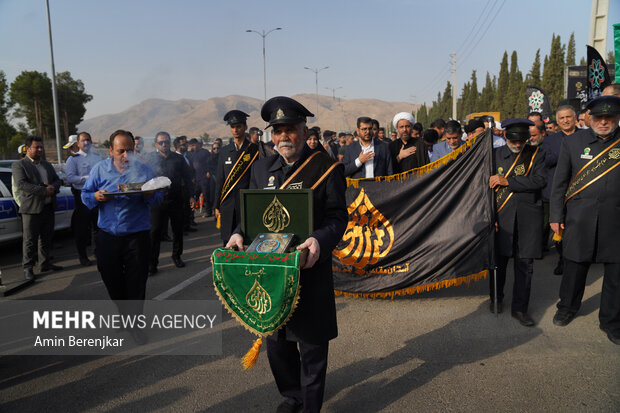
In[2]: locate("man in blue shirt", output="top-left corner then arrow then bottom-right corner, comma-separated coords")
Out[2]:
431,120 -> 463,161
65,131 -> 102,266
82,130 -> 162,343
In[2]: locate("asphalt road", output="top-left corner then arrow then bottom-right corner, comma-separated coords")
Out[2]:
0,215 -> 618,412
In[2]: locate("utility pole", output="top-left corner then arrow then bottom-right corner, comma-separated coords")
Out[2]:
304,66 -> 329,122
45,0 -> 62,163
452,51 -> 457,120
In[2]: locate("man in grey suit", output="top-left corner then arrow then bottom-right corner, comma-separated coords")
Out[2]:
12,136 -> 63,280
343,116 -> 393,178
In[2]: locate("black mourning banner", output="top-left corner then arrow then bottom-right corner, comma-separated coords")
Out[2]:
332,130 -> 494,297
526,86 -> 554,122
587,45 -> 611,101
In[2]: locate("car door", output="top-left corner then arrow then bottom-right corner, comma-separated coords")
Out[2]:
0,169 -> 23,243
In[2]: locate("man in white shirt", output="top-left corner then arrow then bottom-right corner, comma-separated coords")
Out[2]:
343,116 -> 393,178
65,132 -> 102,266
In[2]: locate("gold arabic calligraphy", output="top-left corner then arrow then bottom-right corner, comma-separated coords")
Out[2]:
262,196 -> 291,233
333,188 -> 394,270
246,279 -> 272,315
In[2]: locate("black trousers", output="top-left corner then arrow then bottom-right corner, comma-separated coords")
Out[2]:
150,198 -> 184,266
558,259 -> 620,334
267,330 -> 329,413
181,189 -> 192,230
22,204 -> 55,269
95,230 -> 150,304
491,255 -> 534,312
71,188 -> 98,258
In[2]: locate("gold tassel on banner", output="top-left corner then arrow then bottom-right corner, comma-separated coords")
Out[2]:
241,337 -> 263,369
216,214 -> 221,229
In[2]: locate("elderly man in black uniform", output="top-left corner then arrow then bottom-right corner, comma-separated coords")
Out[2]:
489,119 -> 546,326
550,96 -> 620,345
227,96 -> 347,413
215,110 -> 259,244
145,131 -> 194,273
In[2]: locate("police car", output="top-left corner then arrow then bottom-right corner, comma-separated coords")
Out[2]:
0,167 -> 75,244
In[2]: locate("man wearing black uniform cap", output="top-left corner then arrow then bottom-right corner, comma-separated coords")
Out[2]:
215,110 -> 259,244
227,96 -> 347,413
550,95 -> 620,345
489,118 -> 546,326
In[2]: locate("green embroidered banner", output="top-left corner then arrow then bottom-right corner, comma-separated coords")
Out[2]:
212,248 -> 301,337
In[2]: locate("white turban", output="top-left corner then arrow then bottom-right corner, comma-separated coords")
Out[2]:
392,112 -> 415,129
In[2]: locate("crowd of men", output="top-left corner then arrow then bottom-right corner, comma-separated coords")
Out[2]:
10,85 -> 620,412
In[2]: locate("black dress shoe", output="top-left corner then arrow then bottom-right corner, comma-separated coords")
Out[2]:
148,265 -> 158,276
129,328 -> 148,345
600,326 -> 620,345
24,268 -> 35,281
553,311 -> 576,326
161,234 -> 172,242
172,256 -> 185,268
512,311 -> 535,327
489,301 -> 503,314
40,264 -> 63,272
79,256 -> 92,266
275,400 -> 302,413
553,260 -> 564,275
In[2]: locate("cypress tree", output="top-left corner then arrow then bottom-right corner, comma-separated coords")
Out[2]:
566,32 -> 576,66
493,51 -> 510,114
479,72 -> 495,111
526,49 -> 541,87
542,34 -> 565,110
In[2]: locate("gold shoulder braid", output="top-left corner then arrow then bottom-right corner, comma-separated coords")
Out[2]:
219,144 -> 259,206
564,134 -> 620,203
495,146 -> 539,213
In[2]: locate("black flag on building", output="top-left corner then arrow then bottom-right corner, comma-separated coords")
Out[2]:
526,86 -> 553,122
587,45 -> 611,101
332,130 -> 495,298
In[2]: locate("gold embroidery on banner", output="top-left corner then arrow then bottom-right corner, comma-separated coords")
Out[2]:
246,279 -> 272,315
609,148 -> 620,159
333,188 -> 394,274
513,164 -> 525,176
262,196 -> 291,232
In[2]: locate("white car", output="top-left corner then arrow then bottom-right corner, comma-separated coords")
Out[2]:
0,167 -> 74,244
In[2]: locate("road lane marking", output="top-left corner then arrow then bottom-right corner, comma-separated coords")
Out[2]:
153,268 -> 212,301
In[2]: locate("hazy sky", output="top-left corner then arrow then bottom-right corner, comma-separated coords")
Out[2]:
1,0 -> 618,121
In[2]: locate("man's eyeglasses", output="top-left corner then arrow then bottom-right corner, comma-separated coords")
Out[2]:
156,140 -> 170,145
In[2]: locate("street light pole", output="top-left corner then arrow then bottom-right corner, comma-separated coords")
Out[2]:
325,86 -> 342,101
246,27 -> 282,103
304,66 -> 329,122
45,0 -> 62,164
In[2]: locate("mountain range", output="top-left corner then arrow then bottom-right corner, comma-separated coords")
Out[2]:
78,94 -> 418,141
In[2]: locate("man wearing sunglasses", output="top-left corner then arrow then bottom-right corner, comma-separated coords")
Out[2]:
145,131 -> 194,274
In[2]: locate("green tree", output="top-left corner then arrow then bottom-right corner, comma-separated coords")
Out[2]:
56,71 -> 92,138
0,70 -> 17,157
526,49 -> 542,87
493,51 -> 510,114
505,51 -> 526,117
542,34 -> 565,110
416,103 -> 429,128
566,32 -> 576,66
9,71 -> 53,139
479,72 -> 496,110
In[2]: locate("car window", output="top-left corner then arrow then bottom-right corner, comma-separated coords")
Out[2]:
0,171 -> 13,196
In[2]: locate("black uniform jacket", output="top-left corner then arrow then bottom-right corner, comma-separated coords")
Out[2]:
550,127 -> 620,263
215,139 -> 257,242
388,137 -> 429,173
144,151 -> 193,201
239,145 -> 347,343
494,144 -> 546,259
